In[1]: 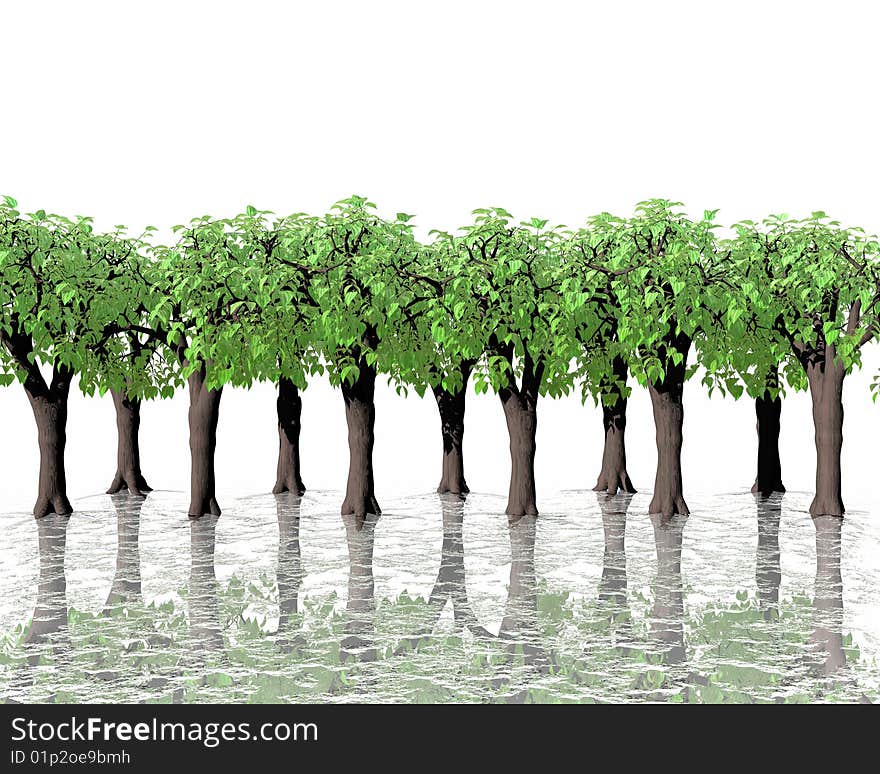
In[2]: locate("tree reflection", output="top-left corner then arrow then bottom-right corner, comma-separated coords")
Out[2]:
341,511 -> 379,662
755,494 -> 783,618
811,514 -> 845,676
275,493 -> 303,638
188,513 -> 223,654
597,493 -> 633,634
649,513 -> 687,665
396,494 -> 491,653
103,494 -> 144,613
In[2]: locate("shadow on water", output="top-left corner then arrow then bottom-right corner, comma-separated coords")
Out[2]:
341,511 -> 379,663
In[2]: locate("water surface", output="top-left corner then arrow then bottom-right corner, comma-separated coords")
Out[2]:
1,489 -> 878,703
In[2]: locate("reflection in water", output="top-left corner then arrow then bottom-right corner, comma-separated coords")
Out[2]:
649,513 -> 687,665
811,515 -> 845,676
275,494 -> 303,634
398,495 -> 490,652
103,494 -> 144,613
8,515 -> 72,698
499,514 -> 554,678
755,495 -> 782,617
189,514 -> 223,654
597,493 -> 633,630
342,512 -> 379,662
1,490 -> 875,704
25,515 -> 71,646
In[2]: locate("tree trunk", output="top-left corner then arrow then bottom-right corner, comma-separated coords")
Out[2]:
501,393 -> 538,519
341,365 -> 380,522
594,356 -> 636,495
432,363 -> 472,495
107,389 -> 152,496
187,372 -> 222,519
273,377 -> 305,496
647,345 -> 689,518
751,379 -> 785,496
26,383 -> 73,518
806,358 -> 845,518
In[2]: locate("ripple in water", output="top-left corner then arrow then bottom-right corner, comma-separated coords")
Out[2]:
1,489 -> 878,703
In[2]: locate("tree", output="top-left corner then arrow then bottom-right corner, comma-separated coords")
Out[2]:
727,213 -> 880,517
388,234 -> 483,495
608,200 -> 723,518
0,198 -> 156,516
438,209 -> 577,519
151,209 -> 277,518
307,196 -> 418,522
564,214 -> 638,495
237,209 -> 322,497
95,228 -> 175,497
697,266 -> 799,496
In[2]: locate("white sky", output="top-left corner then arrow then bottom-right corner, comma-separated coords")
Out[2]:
1,1 -> 879,514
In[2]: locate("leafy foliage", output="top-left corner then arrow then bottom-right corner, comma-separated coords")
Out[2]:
0,198 -> 167,398
721,213 -> 880,390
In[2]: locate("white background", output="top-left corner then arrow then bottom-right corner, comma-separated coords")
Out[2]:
1,1 -> 879,515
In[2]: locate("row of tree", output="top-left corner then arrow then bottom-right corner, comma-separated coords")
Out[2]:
1,196 -> 878,522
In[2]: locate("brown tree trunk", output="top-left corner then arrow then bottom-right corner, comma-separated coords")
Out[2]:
751,374 -> 785,495
433,362 -> 472,495
341,365 -> 380,522
594,355 -> 636,495
806,358 -> 845,518
273,377 -> 305,496
107,389 -> 152,496
647,342 -> 689,518
501,392 -> 538,519
26,380 -> 73,519
187,372 -> 222,519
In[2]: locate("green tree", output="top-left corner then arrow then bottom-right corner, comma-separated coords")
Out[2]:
696,261 -> 799,496
307,196 -> 419,521
259,210 -> 327,496
437,209 -> 578,519
0,197 -> 157,516
726,213 -> 880,517
387,234 -> 482,495
609,200 -> 723,518
564,214 -> 638,495
149,210 -> 278,518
